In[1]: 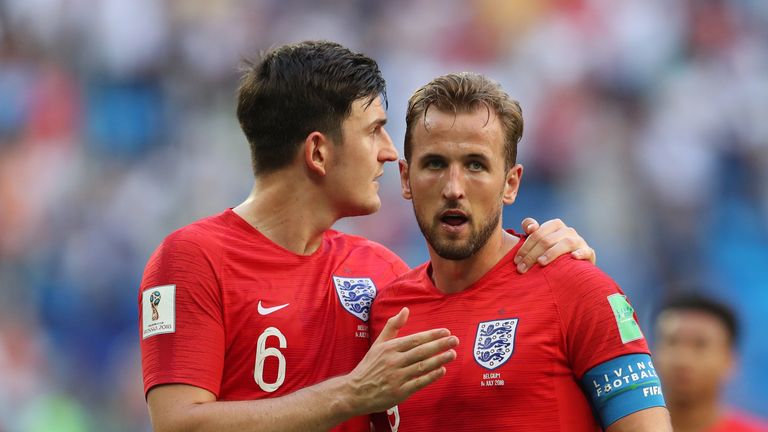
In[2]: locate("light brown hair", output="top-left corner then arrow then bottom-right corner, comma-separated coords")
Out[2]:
404,72 -> 523,169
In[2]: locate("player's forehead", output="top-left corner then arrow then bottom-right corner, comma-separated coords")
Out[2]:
656,310 -> 729,342
412,107 -> 503,157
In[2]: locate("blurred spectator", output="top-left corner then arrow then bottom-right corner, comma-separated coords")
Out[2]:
654,294 -> 768,432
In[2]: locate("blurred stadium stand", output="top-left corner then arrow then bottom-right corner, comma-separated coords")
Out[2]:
0,0 -> 766,430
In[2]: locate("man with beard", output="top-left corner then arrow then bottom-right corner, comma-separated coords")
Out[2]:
370,72 -> 670,431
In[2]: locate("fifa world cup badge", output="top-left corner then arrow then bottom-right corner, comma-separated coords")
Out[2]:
142,285 -> 176,339
150,290 -> 162,320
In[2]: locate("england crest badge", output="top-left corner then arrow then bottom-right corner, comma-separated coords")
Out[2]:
473,318 -> 519,370
332,276 -> 377,321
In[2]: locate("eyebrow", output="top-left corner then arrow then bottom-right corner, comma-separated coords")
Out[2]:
465,152 -> 490,160
417,152 -> 445,160
368,118 -> 387,128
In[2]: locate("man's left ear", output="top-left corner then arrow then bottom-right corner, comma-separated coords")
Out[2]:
502,164 -> 523,205
399,159 -> 412,200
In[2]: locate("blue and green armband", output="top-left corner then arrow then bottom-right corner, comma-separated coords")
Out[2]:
581,353 -> 666,428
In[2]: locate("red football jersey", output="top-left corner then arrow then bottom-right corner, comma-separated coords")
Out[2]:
709,411 -> 768,432
139,209 -> 409,431
370,235 -> 652,432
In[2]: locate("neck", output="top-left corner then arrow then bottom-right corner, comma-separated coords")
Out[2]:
667,395 -> 722,432
233,171 -> 338,255
429,229 -> 519,294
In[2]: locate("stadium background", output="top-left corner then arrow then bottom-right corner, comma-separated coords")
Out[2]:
0,0 -> 766,430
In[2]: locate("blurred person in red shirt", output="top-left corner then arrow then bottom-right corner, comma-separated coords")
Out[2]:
655,295 -> 768,432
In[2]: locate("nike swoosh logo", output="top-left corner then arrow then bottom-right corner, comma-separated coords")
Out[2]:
258,301 -> 290,315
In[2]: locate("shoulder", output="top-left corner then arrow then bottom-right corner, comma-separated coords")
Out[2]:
325,230 -> 396,257
171,212 -> 229,240
376,263 -> 429,301
539,253 -> 607,280
147,212 -> 230,268
163,212 -> 229,248
370,263 -> 429,332
140,214 -> 230,298
537,254 -> 619,299
533,255 -> 639,339
326,230 -> 409,273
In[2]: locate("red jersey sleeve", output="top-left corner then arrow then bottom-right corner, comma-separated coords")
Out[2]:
139,229 -> 225,397
543,257 -> 650,379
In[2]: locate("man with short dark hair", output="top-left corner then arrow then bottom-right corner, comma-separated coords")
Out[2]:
371,72 -> 670,431
655,294 -> 768,432
139,42 -> 596,432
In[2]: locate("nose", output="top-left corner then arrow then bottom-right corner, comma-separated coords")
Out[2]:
378,127 -> 399,162
442,164 -> 465,200
662,344 -> 695,373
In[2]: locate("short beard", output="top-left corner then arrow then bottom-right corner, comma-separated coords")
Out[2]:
415,201 -> 501,261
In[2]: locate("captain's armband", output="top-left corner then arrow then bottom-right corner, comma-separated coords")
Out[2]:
580,353 -> 666,428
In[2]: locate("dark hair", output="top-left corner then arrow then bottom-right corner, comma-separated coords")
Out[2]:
658,294 -> 739,347
404,72 -> 523,169
237,40 -> 386,176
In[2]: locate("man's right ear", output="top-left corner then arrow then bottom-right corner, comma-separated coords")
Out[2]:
399,159 -> 412,200
304,132 -> 331,176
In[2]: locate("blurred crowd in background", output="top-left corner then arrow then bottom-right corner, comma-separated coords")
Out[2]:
0,0 -> 766,430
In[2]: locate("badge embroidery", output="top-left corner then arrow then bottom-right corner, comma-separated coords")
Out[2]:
332,277 -> 376,322
607,294 -> 644,343
473,318 -> 518,370
142,285 -> 176,339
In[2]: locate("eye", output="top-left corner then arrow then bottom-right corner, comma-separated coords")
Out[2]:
468,161 -> 486,171
424,159 -> 446,169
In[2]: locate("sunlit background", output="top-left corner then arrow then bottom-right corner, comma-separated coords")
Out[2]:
0,0 -> 766,430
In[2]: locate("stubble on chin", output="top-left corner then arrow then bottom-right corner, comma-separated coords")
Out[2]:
416,208 -> 500,261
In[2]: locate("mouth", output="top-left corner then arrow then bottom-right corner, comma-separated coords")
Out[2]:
439,209 -> 469,230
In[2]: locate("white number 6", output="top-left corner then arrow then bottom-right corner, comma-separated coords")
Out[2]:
254,327 -> 286,392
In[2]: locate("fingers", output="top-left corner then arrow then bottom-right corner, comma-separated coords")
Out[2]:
374,307 -> 409,344
571,247 -> 597,264
521,217 -> 540,234
389,328 -> 454,352
514,217 -> 544,267
515,218 -> 565,272
401,346 -> 457,380
530,230 -> 578,266
400,334 -> 459,365
515,218 -> 593,273
349,326 -> 457,414
399,366 -> 448,396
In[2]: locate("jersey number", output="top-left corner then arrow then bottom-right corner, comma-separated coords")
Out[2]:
254,327 -> 287,392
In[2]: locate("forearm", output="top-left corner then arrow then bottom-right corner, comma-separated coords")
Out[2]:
149,376 -> 358,432
605,407 -> 672,432
149,309 -> 458,432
